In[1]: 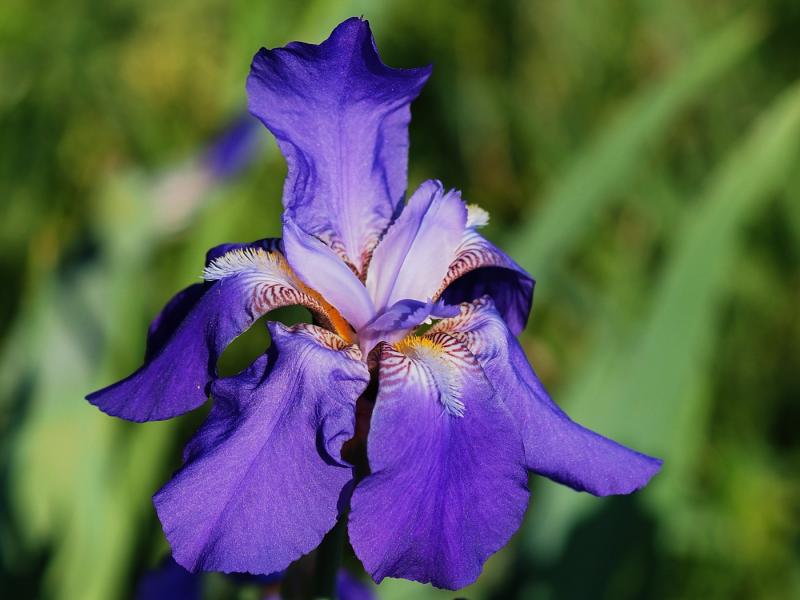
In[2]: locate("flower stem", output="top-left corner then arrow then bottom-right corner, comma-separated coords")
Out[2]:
311,514 -> 346,600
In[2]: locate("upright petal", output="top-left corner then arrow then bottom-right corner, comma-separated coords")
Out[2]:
431,298 -> 662,495
247,17 -> 431,272
366,180 -> 467,312
349,334 -> 529,590
435,224 -> 534,336
282,216 -> 375,330
87,247 -> 350,422
154,323 -> 369,575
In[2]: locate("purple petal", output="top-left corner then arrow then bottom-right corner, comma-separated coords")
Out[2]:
337,570 -> 376,600
137,556 -> 202,600
154,323 -> 369,575
202,113 -> 262,179
436,228 -> 534,336
282,216 -> 375,330
349,334 -> 529,590
357,298 -> 459,355
144,282 -> 209,362
247,18 -> 431,273
366,180 -> 467,312
87,246 -> 347,422
432,298 -> 662,495
143,238 -> 283,361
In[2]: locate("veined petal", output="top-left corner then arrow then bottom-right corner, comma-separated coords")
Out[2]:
435,224 -> 534,336
145,238 -> 283,361
357,298 -> 459,356
282,216 -> 375,330
87,247 -> 350,422
366,180 -> 467,313
247,17 -> 431,273
431,298 -> 662,495
155,323 -> 369,575
349,334 -> 529,590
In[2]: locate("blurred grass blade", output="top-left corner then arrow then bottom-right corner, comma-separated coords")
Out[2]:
507,12 -> 765,286
526,77 -> 800,558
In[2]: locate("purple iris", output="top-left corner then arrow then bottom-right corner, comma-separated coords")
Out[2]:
88,18 -> 661,591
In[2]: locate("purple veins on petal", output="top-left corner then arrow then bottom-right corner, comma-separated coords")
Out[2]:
436,211 -> 534,336
154,323 -> 369,575
348,334 -> 529,590
87,245 -> 349,422
247,17 -> 431,273
431,298 -> 662,496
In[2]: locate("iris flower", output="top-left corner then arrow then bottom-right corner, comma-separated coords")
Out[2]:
88,17 -> 661,591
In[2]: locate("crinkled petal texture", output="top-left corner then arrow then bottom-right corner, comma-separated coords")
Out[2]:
366,180 -> 467,313
154,323 -> 369,575
349,334 -> 529,589
432,298 -> 662,495
436,227 -> 534,336
247,17 -> 431,272
88,243 -> 348,422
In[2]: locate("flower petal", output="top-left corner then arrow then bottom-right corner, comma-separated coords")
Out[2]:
356,298 -> 459,356
136,556 -> 202,600
282,216 -> 375,330
366,180 -> 467,313
87,247 -> 349,422
435,227 -> 534,335
145,238 -> 282,360
349,334 -> 529,590
154,323 -> 369,575
247,17 -> 431,273
432,298 -> 662,495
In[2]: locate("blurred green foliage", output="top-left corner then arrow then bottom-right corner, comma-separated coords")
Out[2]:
1,0 -> 799,598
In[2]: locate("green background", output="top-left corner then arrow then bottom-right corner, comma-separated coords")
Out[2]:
1,0 -> 798,598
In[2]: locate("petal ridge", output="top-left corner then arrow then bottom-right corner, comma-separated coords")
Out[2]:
247,17 -> 431,272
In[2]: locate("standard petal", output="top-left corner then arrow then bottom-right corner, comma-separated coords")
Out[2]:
87,247 -> 350,422
282,216 -> 375,330
435,227 -> 534,336
349,334 -> 529,590
432,298 -> 662,495
154,323 -> 369,575
247,17 -> 431,272
365,180 -> 467,313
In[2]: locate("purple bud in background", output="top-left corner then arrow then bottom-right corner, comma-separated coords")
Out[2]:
202,113 -> 262,180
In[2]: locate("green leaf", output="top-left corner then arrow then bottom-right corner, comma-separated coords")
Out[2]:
525,76 -> 800,559
507,12 -> 765,289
